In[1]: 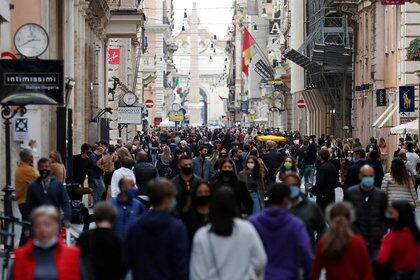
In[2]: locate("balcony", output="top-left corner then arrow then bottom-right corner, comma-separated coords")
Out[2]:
106,0 -> 145,38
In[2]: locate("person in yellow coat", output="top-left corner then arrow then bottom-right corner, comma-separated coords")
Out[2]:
14,148 -> 39,244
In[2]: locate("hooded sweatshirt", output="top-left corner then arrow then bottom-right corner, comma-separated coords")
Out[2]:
249,207 -> 313,280
125,210 -> 189,280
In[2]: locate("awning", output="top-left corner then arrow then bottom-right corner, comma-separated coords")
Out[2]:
254,118 -> 268,123
390,119 -> 419,135
159,118 -> 175,127
378,105 -> 398,128
371,104 -> 398,127
0,0 -> 10,22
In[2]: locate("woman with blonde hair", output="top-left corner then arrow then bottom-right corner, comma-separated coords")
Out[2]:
379,138 -> 388,172
311,202 -> 373,280
10,206 -> 84,279
50,151 -> 66,183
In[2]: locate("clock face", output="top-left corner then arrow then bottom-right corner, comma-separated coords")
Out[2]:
123,92 -> 137,106
14,23 -> 49,58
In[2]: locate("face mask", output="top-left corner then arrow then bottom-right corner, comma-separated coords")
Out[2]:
34,236 -> 57,249
289,185 -> 300,199
220,154 -> 227,158
126,188 -> 138,200
39,169 -> 50,179
87,151 -> 92,157
221,170 -> 235,179
360,177 -> 374,189
168,198 -> 177,212
194,195 -> 212,205
346,156 -> 353,162
247,163 -> 255,170
181,166 -> 193,175
284,162 -> 293,170
201,153 -> 207,158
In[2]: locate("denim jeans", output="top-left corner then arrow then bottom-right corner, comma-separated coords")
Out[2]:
250,191 -> 262,214
91,177 -> 105,205
303,165 -> 315,193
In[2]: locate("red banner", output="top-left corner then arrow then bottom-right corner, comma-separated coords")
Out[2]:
380,0 -> 405,4
108,48 -> 120,64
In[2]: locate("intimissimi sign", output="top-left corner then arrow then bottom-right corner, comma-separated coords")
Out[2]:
0,59 -> 64,105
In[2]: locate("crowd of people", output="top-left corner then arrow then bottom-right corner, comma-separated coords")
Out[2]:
10,127 -> 420,279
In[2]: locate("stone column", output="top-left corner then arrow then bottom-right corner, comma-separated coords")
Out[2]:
187,1 -> 203,126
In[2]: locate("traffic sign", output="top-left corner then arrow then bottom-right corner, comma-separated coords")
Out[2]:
297,99 -> 305,108
145,99 -> 154,108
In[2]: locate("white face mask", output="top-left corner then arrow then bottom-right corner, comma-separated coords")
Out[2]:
34,236 -> 57,249
247,163 -> 255,170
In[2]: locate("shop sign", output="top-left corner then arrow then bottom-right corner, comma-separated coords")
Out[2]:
117,107 -> 142,124
399,86 -> 415,116
0,59 -> 64,105
248,114 -> 256,121
108,48 -> 120,65
169,110 -> 184,122
13,117 -> 28,141
241,101 -> 249,113
376,89 -> 387,107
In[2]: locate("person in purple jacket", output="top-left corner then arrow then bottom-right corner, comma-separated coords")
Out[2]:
249,183 -> 313,280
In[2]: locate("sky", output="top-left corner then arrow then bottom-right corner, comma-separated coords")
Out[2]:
172,0 -> 235,40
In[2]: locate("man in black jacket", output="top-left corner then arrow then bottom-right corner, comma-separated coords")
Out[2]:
345,147 -> 367,188
262,140 -> 285,184
26,158 -> 71,226
311,148 -> 339,211
344,165 -> 388,257
133,150 -> 159,194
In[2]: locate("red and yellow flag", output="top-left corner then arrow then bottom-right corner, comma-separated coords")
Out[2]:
242,27 -> 256,76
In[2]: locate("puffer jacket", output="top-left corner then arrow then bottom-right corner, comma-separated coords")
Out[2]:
344,185 -> 388,252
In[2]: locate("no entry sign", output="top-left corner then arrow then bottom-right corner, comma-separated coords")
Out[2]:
145,99 -> 154,108
297,99 -> 306,108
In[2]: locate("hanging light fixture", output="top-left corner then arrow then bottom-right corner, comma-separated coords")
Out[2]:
225,57 -> 228,62
253,23 -> 258,30
213,48 -> 216,53
211,43 -> 214,48
209,56 -> 213,61
213,35 -> 217,40
184,9 -> 187,19
182,25 -> 185,31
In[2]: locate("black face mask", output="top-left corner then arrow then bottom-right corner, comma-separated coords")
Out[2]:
194,195 -> 212,205
385,218 -> 403,230
201,153 -> 207,158
221,170 -> 235,179
181,166 -> 193,175
86,151 -> 92,157
39,169 -> 50,179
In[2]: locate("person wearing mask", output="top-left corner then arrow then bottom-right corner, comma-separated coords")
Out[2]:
77,202 -> 126,280
88,146 -> 106,205
181,181 -> 212,244
190,187 -> 267,280
344,165 -> 388,258
238,156 -> 265,214
381,157 -> 419,207
72,143 -> 92,188
211,159 -> 253,216
302,139 -> 318,194
125,179 -> 189,280
14,148 -> 38,245
366,149 -> 384,188
156,145 -> 173,178
276,156 -> 298,182
109,177 -> 144,239
9,206 -> 84,280
376,201 -> 420,279
262,140 -> 285,185
310,148 -> 339,211
230,147 -> 244,174
311,202 -> 373,280
345,148 -> 367,188
192,146 -> 215,181
284,173 -> 326,247
110,157 -> 136,198
365,137 -> 377,153
249,183 -> 313,280
96,145 -> 118,200
26,158 -> 71,227
379,138 -> 388,172
172,155 -> 202,213
133,150 -> 159,193
353,138 -> 362,149
214,148 -> 229,171
49,151 -> 66,183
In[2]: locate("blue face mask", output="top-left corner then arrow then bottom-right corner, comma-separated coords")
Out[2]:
289,185 -> 301,199
168,198 -> 177,212
361,177 -> 374,189
126,188 -> 138,200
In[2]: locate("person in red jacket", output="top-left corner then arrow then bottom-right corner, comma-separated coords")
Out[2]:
311,202 -> 373,280
376,200 -> 420,279
9,205 -> 84,280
